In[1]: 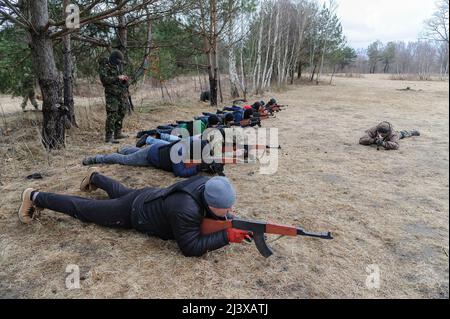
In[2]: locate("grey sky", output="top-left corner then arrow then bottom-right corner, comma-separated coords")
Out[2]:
331,0 -> 437,49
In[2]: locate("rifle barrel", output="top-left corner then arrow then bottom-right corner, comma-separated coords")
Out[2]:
297,228 -> 333,239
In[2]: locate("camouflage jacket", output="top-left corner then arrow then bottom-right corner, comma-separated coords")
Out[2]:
359,126 -> 400,150
22,74 -> 36,91
98,58 -> 127,97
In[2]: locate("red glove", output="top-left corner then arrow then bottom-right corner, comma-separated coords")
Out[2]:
226,228 -> 253,243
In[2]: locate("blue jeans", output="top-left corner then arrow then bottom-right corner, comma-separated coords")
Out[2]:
95,146 -> 152,166
161,133 -> 181,143
146,136 -> 176,145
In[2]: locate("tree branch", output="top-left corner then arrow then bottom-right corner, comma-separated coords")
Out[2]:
71,34 -> 110,47
0,8 -> 28,29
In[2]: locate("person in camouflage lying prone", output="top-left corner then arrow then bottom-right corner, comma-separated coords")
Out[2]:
99,49 -> 130,143
359,121 -> 420,150
20,71 -> 39,111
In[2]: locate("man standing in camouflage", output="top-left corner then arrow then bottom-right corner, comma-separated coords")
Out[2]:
98,50 -> 130,143
20,72 -> 39,112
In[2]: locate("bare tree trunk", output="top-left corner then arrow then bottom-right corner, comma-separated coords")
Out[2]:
63,0 -> 76,128
280,20 -> 290,85
297,62 -> 302,79
239,13 -> 247,100
329,65 -> 336,84
292,7 -> 308,82
116,0 -> 127,55
218,71 -> 223,103
274,5 -> 283,87
208,0 -> 219,106
253,10 -> 264,94
30,0 -> 65,149
310,64 -> 316,82
141,15 -> 153,84
316,35 -> 328,84
263,3 -> 280,90
195,56 -> 203,91
316,1 -> 337,85
227,17 -> 240,98
260,7 -> 274,92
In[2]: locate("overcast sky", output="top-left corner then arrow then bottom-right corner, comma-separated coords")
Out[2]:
327,0 -> 438,49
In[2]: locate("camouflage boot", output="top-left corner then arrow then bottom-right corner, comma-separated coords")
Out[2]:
20,96 -> 28,112
105,133 -> 119,144
114,130 -> 128,140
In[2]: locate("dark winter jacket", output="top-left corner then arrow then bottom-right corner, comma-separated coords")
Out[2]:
131,176 -> 229,257
147,140 -> 201,178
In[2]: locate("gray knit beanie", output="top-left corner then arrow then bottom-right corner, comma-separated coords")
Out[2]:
204,177 -> 236,208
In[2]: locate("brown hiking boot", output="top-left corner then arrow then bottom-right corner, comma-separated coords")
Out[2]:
18,188 -> 42,224
80,167 -> 99,193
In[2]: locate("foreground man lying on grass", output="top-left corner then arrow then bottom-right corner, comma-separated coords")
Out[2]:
18,169 -> 252,257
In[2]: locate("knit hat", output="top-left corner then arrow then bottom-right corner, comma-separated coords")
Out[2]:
224,113 -> 234,123
208,114 -> 220,127
252,101 -> 262,110
243,108 -> 254,119
109,50 -> 124,66
204,177 -> 236,208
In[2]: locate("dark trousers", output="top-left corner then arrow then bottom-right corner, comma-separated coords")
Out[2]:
34,174 -> 142,229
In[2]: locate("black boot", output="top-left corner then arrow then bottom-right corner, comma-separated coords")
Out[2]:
136,129 -> 157,138
411,129 -> 421,137
136,134 -> 149,148
82,156 -> 97,166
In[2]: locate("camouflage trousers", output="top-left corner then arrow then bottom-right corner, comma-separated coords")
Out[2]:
21,91 -> 39,110
105,94 -> 128,135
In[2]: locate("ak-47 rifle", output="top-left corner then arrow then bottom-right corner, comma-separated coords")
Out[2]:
376,133 -> 385,151
117,63 -> 134,115
121,78 -> 134,115
267,104 -> 288,113
201,217 -> 333,257
237,117 -> 262,128
119,58 -> 149,115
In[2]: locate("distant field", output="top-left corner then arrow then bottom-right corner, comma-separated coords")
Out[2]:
0,74 -> 448,298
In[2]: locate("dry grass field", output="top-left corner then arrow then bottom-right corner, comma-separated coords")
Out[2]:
0,74 -> 448,298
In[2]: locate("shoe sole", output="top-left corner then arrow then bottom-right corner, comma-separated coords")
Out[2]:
18,188 -> 34,224
80,167 -> 99,192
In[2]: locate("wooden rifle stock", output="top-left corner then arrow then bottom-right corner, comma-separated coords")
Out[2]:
200,217 -> 333,258
200,218 -> 233,234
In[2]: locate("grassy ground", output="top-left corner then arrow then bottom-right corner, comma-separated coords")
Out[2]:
0,74 -> 448,298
